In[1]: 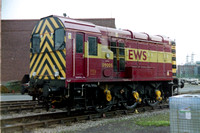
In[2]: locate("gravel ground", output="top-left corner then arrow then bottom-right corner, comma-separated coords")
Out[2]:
0,108 -> 64,119
33,109 -> 170,133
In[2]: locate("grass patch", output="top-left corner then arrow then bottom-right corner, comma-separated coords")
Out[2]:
135,112 -> 170,127
136,120 -> 170,126
2,81 -> 22,93
0,85 -> 9,93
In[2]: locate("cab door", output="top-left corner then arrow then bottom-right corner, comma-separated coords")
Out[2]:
110,40 -> 125,78
75,33 -> 85,77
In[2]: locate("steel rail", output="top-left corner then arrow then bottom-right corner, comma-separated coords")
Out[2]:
0,103 -> 169,133
0,100 -> 37,106
0,105 -> 44,113
0,100 -> 42,113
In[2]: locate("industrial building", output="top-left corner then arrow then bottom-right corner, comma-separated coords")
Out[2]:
177,57 -> 200,79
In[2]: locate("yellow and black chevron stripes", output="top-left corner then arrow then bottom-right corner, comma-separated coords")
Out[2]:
30,50 -> 66,79
171,41 -> 176,77
40,31 -> 54,51
30,16 -> 66,80
32,16 -> 64,35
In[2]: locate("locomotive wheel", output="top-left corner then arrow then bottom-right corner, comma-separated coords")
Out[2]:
94,87 -> 113,113
145,84 -> 161,107
146,99 -> 160,107
121,86 -> 138,110
122,101 -> 137,110
95,102 -> 112,113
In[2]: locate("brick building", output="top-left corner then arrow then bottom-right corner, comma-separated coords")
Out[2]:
1,18 -> 116,82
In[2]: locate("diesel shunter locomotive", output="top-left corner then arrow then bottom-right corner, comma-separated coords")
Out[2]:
27,15 -> 181,112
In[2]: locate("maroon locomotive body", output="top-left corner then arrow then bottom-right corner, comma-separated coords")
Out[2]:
27,15 -> 179,112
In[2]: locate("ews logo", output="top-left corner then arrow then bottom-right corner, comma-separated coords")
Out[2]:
128,49 -> 147,61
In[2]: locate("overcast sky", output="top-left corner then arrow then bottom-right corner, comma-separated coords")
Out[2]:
2,0 -> 200,65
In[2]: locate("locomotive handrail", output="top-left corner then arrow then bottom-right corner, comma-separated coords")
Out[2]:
110,36 -> 168,45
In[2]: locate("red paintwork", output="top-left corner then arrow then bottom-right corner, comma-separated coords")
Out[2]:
54,16 -> 173,86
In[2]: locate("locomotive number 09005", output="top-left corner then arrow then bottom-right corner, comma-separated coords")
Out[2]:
102,63 -> 113,68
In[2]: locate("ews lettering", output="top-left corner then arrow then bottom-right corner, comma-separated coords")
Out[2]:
129,50 -> 147,60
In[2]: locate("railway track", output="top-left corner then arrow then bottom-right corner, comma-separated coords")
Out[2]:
0,100 -> 44,113
0,103 -> 169,133
0,100 -> 37,107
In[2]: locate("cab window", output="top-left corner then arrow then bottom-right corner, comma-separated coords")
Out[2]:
119,43 -> 125,56
111,42 -> 117,56
55,28 -> 65,50
76,33 -> 84,53
88,36 -> 97,56
32,34 -> 40,53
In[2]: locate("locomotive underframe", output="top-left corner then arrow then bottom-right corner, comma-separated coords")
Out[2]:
29,78 -> 173,112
